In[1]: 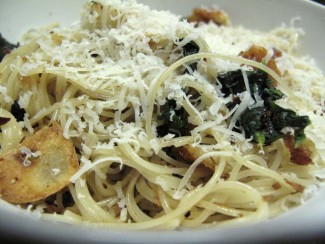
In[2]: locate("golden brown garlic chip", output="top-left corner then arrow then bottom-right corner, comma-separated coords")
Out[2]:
239,44 -> 283,78
187,8 -> 231,26
0,122 -> 79,203
175,145 -> 216,170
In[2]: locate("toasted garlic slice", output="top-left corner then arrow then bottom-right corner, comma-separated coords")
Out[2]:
0,122 -> 79,203
177,145 -> 216,170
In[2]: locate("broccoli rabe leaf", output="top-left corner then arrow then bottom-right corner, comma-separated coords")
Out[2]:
157,40 -> 200,137
157,99 -> 191,137
240,106 -> 283,146
218,69 -> 272,97
180,40 -> 200,74
0,33 -> 19,61
182,40 -> 200,57
10,100 -> 26,122
217,69 -> 310,147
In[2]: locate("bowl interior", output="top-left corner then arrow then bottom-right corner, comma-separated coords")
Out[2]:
0,0 -> 324,242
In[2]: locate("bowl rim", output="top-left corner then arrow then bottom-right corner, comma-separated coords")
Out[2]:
0,0 -> 324,242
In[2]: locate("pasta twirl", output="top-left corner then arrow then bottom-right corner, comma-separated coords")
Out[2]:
0,0 -> 324,230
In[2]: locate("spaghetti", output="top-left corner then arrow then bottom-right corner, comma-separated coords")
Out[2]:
0,0 -> 324,230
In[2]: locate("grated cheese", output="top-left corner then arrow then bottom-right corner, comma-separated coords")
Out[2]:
0,86 -> 13,103
17,91 -> 33,109
1,0 -> 324,228
241,69 -> 251,97
228,91 -> 254,130
114,181 -> 127,221
51,168 -> 61,176
19,146 -> 41,167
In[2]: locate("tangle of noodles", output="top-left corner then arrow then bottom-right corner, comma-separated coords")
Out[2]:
0,0 -> 324,230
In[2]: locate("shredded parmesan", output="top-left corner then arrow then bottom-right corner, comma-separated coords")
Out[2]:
0,0 -> 324,230
51,168 -> 61,176
19,146 -> 41,167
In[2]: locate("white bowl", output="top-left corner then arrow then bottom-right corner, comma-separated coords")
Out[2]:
0,0 -> 324,242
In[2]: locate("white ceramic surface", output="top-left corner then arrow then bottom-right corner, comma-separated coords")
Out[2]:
0,0 -> 324,243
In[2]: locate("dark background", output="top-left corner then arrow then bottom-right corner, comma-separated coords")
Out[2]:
313,0 -> 325,4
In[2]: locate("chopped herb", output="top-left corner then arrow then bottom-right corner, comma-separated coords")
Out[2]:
269,101 -> 310,147
217,69 -> 310,147
218,69 -> 272,97
240,106 -> 283,147
156,40 -> 200,137
10,100 -> 26,122
172,173 -> 183,179
185,63 -> 198,74
0,117 -> 11,126
0,33 -> 19,62
157,99 -> 192,137
180,40 -> 200,74
184,211 -> 191,217
182,40 -> 200,57
62,191 -> 74,207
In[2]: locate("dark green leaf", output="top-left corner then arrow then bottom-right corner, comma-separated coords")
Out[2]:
217,69 -> 310,147
180,40 -> 200,74
0,117 -> 11,126
294,129 -> 307,148
0,33 -> 19,62
262,88 -> 284,102
157,99 -> 191,137
10,100 -> 26,122
253,131 -> 265,148
182,40 -> 200,57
